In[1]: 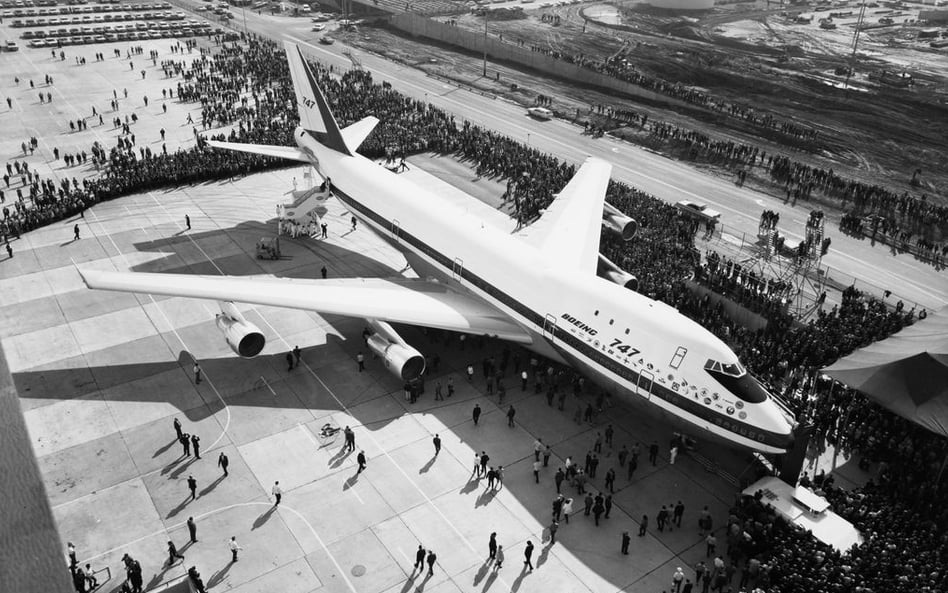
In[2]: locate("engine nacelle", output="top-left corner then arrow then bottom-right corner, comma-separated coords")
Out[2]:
366,333 -> 426,382
597,254 -> 639,291
216,302 -> 266,358
602,202 -> 638,242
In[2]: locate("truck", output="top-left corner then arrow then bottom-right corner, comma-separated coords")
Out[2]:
675,200 -> 721,224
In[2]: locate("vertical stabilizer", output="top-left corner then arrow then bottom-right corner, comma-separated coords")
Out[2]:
284,42 -> 352,156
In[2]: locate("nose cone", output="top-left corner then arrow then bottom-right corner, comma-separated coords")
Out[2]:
761,397 -> 797,452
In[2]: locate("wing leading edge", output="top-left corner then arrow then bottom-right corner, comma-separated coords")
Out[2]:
79,270 -> 532,344
517,157 -> 613,273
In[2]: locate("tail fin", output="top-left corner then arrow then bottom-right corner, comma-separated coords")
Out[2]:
284,41 -> 351,156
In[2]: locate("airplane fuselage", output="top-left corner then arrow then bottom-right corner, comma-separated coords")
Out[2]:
295,127 -> 795,454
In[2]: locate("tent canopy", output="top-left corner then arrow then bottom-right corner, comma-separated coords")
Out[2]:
823,305 -> 948,438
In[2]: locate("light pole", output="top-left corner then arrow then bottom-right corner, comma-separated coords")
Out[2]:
482,9 -> 488,77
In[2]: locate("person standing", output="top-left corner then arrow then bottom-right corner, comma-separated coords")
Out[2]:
193,362 -> 202,384
523,541 -> 534,571
293,345 -> 301,366
628,454 -> 638,480
494,545 -> 504,570
272,481 -> 282,505
180,433 -> 191,457
605,468 -> 616,493
532,459 -> 541,484
562,498 -> 573,523
649,441 -> 659,466
533,438 -> 544,461
657,505 -> 669,531
552,494 -> 564,521
67,542 -> 78,571
673,566 -> 685,593
356,352 -> 364,371
548,521 -> 558,544
604,494 -> 613,519
167,541 -> 185,565
191,434 -> 201,460
542,444 -> 552,467
321,265 -> 327,278
593,497 -> 605,526
554,468 -> 565,494
670,445 -> 679,465
187,517 -> 197,543
344,426 -> 355,453
638,514 -> 648,536
187,475 -> 197,500
218,452 -> 229,476
674,501 -> 685,528
74,224 -> 80,240
426,550 -> 436,576
432,434 -> 441,456
479,451 -> 490,476
356,450 -> 367,473
472,404 -> 481,426
229,536 -> 242,562
185,214 -> 190,230
413,545 -> 426,572
506,405 -> 516,427
488,532 -> 497,561
173,418 -> 183,440
621,531 -> 631,554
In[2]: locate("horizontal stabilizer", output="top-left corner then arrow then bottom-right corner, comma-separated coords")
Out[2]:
341,116 -> 380,152
206,140 -> 311,163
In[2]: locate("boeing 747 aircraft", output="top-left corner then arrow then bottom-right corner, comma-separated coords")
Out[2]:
81,43 -> 796,454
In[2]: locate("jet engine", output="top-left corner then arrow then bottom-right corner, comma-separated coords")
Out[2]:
602,202 -> 638,242
216,301 -> 266,358
597,254 -> 639,291
365,320 -> 426,382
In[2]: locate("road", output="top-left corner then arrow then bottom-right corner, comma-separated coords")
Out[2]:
197,3 -> 947,309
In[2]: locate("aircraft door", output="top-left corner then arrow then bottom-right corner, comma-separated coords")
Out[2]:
637,370 -> 654,400
452,258 -> 463,280
392,219 -> 400,243
542,314 -> 557,341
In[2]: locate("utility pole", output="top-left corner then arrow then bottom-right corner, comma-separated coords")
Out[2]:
482,9 -> 488,77
844,0 -> 868,91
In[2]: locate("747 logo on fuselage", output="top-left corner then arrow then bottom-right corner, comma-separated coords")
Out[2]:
608,338 -> 640,357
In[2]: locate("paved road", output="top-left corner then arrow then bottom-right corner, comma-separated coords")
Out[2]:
196,4 -> 948,309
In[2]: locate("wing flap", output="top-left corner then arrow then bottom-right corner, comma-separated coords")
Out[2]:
206,140 -> 311,163
517,157 -> 612,272
80,270 -> 531,343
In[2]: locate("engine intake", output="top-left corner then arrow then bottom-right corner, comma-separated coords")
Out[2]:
597,254 -> 639,291
216,302 -> 266,358
602,203 -> 638,242
366,334 -> 426,382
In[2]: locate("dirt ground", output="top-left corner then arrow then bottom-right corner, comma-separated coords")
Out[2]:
341,0 -> 948,214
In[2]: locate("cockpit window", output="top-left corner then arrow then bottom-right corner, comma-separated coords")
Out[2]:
704,360 -> 768,404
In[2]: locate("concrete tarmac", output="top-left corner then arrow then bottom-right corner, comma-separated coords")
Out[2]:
0,35 -> 871,593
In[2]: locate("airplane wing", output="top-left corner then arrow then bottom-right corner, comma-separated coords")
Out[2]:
516,157 -> 612,273
206,140 -> 311,163
79,270 -> 532,344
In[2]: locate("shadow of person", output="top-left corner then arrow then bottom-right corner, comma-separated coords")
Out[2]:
206,562 -> 234,589
198,474 -> 226,497
152,438 -> 178,458
251,505 -> 278,531
166,495 -> 192,519
510,564 -> 529,593
474,489 -> 496,508
536,541 -> 553,568
459,476 -> 480,495
329,447 -> 352,469
169,456 -> 199,480
472,560 -> 491,586
419,456 -> 436,474
343,473 -> 359,491
398,571 -> 417,593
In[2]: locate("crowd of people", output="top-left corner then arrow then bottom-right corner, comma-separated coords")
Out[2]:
2,33 -> 945,593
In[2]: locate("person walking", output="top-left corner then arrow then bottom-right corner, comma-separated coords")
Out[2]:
187,475 -> 197,500
506,405 -> 516,427
344,426 -> 355,453
413,545 -> 426,572
187,517 -> 197,543
74,224 -> 80,240
472,403 -> 481,426
494,545 -> 504,570
167,541 -> 185,565
604,494 -> 613,518
533,438 -> 544,461
674,501 -> 685,528
191,434 -> 201,459
621,531 -> 631,554
554,468 -> 565,494
193,362 -> 202,384
533,459 -> 541,484
488,532 -> 497,560
548,521 -> 558,544
185,214 -> 190,230
426,550 -> 436,576
638,514 -> 648,536
562,498 -> 573,524
356,450 -> 367,473
673,566 -> 686,593
432,434 -> 441,456
356,352 -> 364,371
480,451 -> 489,476
593,497 -> 605,526
649,441 -> 659,466
293,345 -> 301,366
670,445 -> 679,465
523,541 -> 534,571
67,542 -> 78,571
229,536 -> 242,562
272,481 -> 282,505
218,452 -> 229,476
628,455 -> 638,480
605,468 -> 616,493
